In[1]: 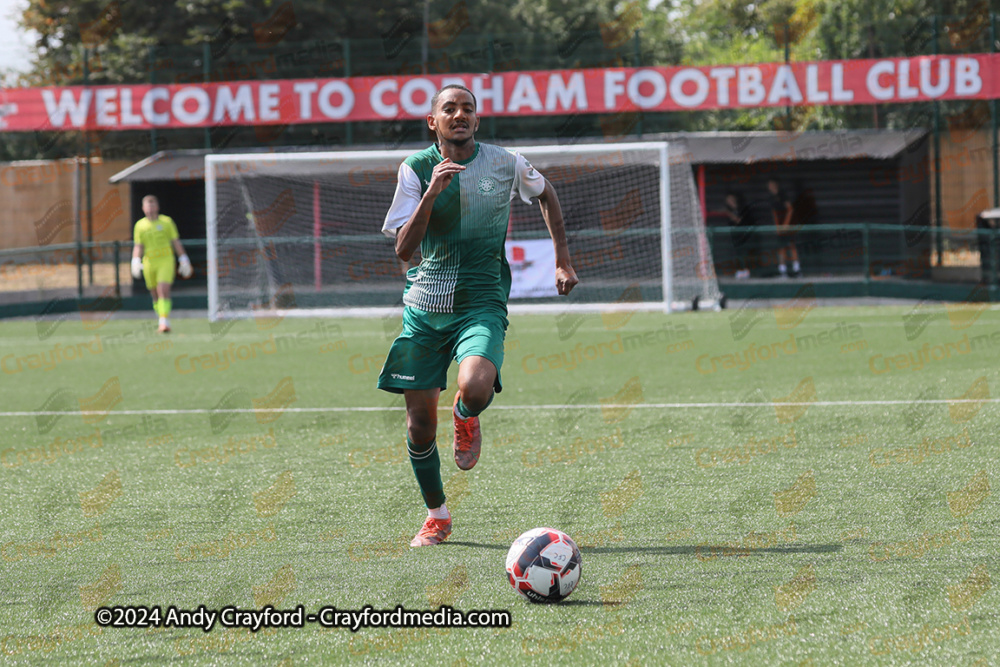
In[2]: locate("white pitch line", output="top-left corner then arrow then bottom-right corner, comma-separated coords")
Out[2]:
1,398 -> 997,418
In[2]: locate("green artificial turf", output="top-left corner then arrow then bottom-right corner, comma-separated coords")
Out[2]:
0,303 -> 997,665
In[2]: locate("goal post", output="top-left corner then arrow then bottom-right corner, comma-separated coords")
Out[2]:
660,142 -> 673,311
204,141 -> 719,321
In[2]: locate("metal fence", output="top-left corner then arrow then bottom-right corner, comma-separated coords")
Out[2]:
705,223 -> 999,298
3,223 -> 999,317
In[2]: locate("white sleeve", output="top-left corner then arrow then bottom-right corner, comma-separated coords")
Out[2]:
509,150 -> 546,205
382,162 -> 422,238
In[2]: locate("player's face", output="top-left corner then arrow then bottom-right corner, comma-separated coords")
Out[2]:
429,90 -> 478,145
143,199 -> 159,219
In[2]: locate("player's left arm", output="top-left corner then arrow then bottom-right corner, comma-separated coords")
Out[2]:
513,151 -> 578,296
167,219 -> 193,278
537,179 -> 579,296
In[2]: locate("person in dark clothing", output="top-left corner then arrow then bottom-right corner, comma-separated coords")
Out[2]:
768,178 -> 801,278
724,192 -> 757,279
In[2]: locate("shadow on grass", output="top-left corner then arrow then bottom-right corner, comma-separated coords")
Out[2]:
443,541 -> 508,550
580,544 -> 843,555
443,541 -> 844,556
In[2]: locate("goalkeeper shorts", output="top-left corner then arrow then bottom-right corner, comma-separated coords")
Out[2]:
377,305 -> 508,395
143,257 -> 175,290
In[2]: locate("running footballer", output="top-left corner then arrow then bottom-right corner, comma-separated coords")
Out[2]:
379,85 -> 579,547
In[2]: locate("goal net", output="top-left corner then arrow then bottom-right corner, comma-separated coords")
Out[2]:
205,142 -> 720,320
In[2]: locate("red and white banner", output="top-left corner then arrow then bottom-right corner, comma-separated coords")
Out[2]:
0,54 -> 995,132
506,240 -> 557,299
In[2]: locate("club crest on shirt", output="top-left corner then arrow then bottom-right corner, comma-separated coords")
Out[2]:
477,176 -> 499,195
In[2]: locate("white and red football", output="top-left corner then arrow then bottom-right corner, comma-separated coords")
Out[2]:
505,527 -> 582,603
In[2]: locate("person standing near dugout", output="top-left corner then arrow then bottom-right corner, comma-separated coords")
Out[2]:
379,84 -> 579,547
130,195 -> 192,333
768,178 -> 801,278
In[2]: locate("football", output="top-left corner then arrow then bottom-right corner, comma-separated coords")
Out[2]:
505,527 -> 582,603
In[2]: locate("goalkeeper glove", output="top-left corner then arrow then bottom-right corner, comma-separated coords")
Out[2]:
131,257 -> 143,279
178,254 -> 193,278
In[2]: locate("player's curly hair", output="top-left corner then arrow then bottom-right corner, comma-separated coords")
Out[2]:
431,85 -> 477,112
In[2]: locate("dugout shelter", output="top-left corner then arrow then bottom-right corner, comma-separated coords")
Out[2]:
109,129 -> 932,305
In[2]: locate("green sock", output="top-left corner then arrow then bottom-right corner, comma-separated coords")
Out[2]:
407,437 -> 445,509
153,298 -> 162,317
457,392 -> 493,419
162,298 -> 172,317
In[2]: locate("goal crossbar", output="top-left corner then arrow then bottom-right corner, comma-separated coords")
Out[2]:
205,141 -> 718,321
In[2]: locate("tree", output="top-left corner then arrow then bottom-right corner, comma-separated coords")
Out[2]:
7,0 -> 983,158
639,0 -> 989,133
8,0 -> 627,159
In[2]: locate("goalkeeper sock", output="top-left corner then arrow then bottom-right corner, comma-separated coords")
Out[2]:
162,298 -> 172,317
456,392 -> 493,419
428,503 -> 449,520
407,437 -> 445,509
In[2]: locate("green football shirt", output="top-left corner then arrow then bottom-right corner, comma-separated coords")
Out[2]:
382,142 -> 546,313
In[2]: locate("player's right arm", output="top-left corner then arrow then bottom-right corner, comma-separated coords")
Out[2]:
131,223 -> 144,278
391,159 -> 464,262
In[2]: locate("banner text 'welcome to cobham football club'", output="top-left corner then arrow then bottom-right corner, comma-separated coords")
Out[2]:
0,55 -> 994,132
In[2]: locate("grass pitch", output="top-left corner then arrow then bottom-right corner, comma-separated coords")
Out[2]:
0,303 -> 997,665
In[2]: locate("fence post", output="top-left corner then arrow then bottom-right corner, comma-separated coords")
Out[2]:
634,30 -> 644,137
868,24 -> 878,128
932,14 -> 943,267
487,34 -> 497,140
84,47 -> 94,286
203,42 -> 212,149
149,45 -> 158,153
75,158 -> 83,300
784,21 -> 791,129
992,14 -> 998,207
862,223 -> 870,296
343,39 -> 353,146
113,241 -> 121,299
992,227 -> 999,302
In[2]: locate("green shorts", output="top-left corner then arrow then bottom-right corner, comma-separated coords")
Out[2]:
377,306 -> 508,395
143,257 -> 175,290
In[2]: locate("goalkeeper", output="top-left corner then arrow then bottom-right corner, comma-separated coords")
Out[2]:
130,195 -> 192,333
379,85 -> 579,547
